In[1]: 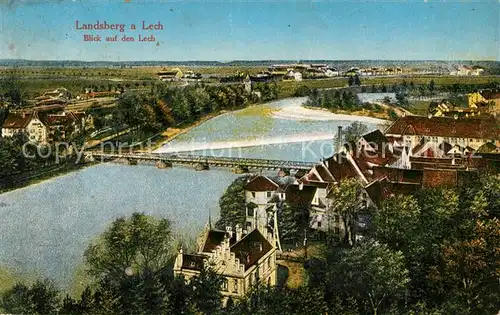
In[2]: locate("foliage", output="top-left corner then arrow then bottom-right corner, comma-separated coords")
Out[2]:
224,286 -> 328,315
371,174 -> 500,314
1,279 -> 61,315
326,179 -> 365,246
343,121 -> 369,143
83,212 -> 175,314
293,85 -> 312,97
308,242 -> 409,315
277,201 -> 311,245
305,88 -> 359,112
216,175 -> 250,230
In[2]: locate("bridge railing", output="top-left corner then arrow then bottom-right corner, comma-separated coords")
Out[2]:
89,152 -> 316,170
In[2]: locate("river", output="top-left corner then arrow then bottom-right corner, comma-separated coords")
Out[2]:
0,97 -> 385,289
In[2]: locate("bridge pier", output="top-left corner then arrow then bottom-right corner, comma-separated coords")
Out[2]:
127,159 -> 138,165
156,160 -> 172,169
278,168 -> 290,177
195,163 -> 209,171
233,166 -> 249,174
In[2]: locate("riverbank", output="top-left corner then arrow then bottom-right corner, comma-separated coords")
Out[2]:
0,161 -> 94,195
150,100 -> 276,151
149,109 -> 232,152
272,104 -> 388,125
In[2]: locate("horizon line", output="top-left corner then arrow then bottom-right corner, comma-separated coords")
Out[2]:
1,58 -> 498,63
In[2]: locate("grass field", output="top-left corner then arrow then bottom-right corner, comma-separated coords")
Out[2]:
277,75 -> 500,98
1,65 -> 498,100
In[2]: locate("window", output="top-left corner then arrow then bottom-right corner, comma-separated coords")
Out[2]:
222,278 -> 228,291
266,191 -> 272,198
247,207 -> 254,217
267,257 -> 271,270
232,279 -> 238,293
317,221 -> 322,228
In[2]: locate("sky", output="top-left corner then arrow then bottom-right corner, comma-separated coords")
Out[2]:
0,0 -> 498,61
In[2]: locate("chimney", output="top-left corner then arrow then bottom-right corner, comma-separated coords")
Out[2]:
235,224 -> 243,241
225,226 -> 233,240
337,126 -> 343,154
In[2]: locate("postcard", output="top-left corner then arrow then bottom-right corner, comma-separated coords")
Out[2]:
0,1 -> 498,314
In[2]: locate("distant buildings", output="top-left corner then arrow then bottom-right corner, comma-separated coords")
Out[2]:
78,91 -> 120,100
385,115 -> 499,167
450,65 -> 484,76
34,88 -> 71,106
1,110 -> 91,143
467,90 -> 500,114
157,68 -> 184,81
157,68 -> 201,82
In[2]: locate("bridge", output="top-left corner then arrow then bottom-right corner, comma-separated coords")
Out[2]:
87,152 -> 316,172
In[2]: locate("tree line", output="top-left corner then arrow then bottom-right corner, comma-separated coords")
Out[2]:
215,172 -> 499,314
92,82 -> 278,135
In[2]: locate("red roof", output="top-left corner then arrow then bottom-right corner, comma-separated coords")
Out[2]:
244,176 -> 279,192
372,166 -> 423,184
2,112 -> 31,129
315,164 -> 336,182
385,116 -> 499,139
230,229 -> 273,270
285,184 -> 317,206
324,153 -> 362,182
202,230 -> 235,253
480,91 -> 500,100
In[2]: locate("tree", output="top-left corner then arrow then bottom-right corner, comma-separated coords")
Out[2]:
429,218 -> 500,314
354,74 -> 361,86
348,76 -> 355,86
294,85 -> 311,97
429,79 -> 435,95
1,279 -> 61,315
309,242 -> 409,315
277,201 -> 311,247
224,286 -> 328,315
326,179 -> 364,246
343,121 -> 368,143
83,213 -> 174,314
216,176 -> 250,230
189,266 -> 224,314
373,194 -> 421,251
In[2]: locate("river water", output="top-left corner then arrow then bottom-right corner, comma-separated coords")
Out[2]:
0,97 -> 384,288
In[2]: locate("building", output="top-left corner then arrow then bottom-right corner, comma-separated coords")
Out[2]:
467,90 -> 500,114
428,100 -> 492,119
451,65 -> 484,76
285,70 -> 302,81
78,91 -> 120,100
243,175 -> 288,250
157,68 -> 184,81
173,226 -> 277,306
1,112 -> 48,143
384,116 -> 499,168
1,110 -> 89,143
